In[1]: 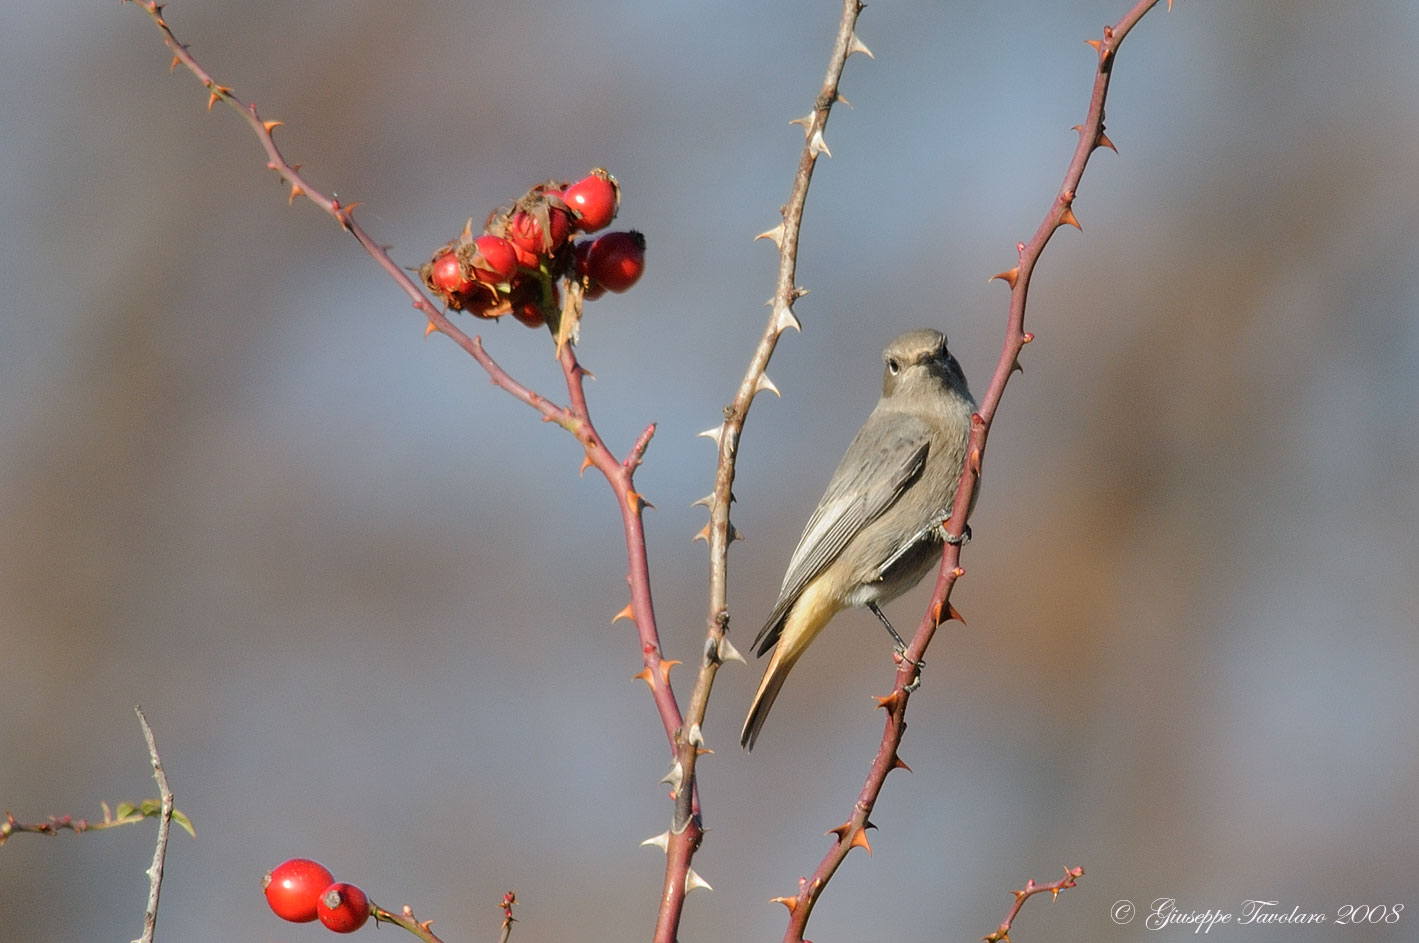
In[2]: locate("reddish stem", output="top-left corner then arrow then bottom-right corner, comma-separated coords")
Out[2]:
779,2 -> 1165,939
983,867 -> 1086,943
123,3 -> 696,938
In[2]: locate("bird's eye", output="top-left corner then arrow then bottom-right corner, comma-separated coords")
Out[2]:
887,358 -> 900,375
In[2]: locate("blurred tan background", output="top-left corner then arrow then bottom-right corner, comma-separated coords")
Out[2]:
3,1 -> 1417,941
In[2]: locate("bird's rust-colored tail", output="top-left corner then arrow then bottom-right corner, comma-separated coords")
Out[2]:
741,578 -> 841,750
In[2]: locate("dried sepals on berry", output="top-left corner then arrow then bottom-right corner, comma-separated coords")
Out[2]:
422,169 -> 637,327
465,234 -> 520,285
487,182 -> 576,269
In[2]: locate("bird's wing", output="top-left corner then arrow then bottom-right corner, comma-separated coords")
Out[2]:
752,414 -> 931,655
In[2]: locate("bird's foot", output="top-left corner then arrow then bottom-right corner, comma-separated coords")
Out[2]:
942,523 -> 972,546
893,646 -> 925,690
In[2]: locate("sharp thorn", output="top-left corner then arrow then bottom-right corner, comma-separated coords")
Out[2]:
773,304 -> 802,335
718,636 -> 746,665
755,223 -> 786,248
847,32 -> 874,59
874,690 -> 902,711
641,831 -> 670,851
755,373 -> 780,397
684,868 -> 713,894
808,129 -> 831,159
697,425 -> 725,445
990,267 -> 1020,288
661,760 -> 685,791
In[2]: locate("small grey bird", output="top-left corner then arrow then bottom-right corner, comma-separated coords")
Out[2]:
741,329 -> 976,750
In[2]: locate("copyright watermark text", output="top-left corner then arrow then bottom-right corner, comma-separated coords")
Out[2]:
1108,898 -> 1404,932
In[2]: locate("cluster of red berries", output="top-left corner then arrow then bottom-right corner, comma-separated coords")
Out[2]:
264,858 -> 371,934
419,168 -> 646,328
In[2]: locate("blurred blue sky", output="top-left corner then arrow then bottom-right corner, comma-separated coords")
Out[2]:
2,1 -> 1417,941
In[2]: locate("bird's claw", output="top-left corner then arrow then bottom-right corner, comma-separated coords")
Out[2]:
893,646 -> 925,687
942,523 -> 972,546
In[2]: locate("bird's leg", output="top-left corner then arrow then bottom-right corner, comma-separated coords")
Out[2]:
869,603 -> 925,688
868,601 -> 907,650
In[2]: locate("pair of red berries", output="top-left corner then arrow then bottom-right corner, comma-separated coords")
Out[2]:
420,168 -> 646,327
264,858 -> 371,933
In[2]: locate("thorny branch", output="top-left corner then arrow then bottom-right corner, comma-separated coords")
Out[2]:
774,2 -> 1168,940
983,867 -> 1086,943
123,1 -> 691,937
371,901 -> 448,943
119,1 -> 1171,941
649,3 -> 872,940
134,706 -> 173,943
122,1 -> 685,738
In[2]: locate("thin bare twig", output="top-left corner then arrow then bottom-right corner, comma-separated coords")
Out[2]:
776,2 -> 1167,939
133,706 -> 173,943
983,867 -> 1086,943
371,901 -> 448,943
497,890 -> 517,943
0,801 -> 193,845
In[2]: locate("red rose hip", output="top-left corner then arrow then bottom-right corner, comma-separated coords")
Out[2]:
316,882 -> 371,933
469,234 -> 519,283
505,211 -> 548,267
263,858 -> 336,923
584,230 -> 646,293
428,251 -> 474,296
563,170 -> 619,233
